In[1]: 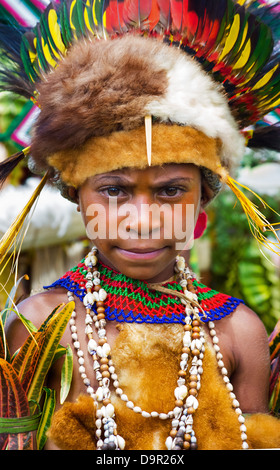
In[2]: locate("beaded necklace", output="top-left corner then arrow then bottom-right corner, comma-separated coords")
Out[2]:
66,247 -> 248,450
48,258 -> 244,324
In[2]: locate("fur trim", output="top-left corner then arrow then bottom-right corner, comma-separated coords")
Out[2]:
47,124 -> 223,188
48,324 -> 280,450
30,35 -> 244,180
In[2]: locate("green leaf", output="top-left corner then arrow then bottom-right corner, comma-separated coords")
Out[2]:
25,302 -> 74,414
60,344 -> 73,405
36,387 -> 56,450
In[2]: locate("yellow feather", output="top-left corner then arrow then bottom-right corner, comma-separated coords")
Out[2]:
0,173 -> 49,271
48,8 -> 66,55
226,176 -> 280,256
218,14 -> 241,62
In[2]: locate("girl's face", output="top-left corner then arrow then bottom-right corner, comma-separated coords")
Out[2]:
78,164 -> 204,282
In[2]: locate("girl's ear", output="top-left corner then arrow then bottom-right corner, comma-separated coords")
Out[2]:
201,184 -> 212,208
68,186 -> 80,207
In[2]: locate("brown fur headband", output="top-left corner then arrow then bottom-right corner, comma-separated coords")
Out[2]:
48,125 -> 223,188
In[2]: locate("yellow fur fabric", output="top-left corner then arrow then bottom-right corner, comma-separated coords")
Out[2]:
48,125 -> 223,188
48,324 -> 280,450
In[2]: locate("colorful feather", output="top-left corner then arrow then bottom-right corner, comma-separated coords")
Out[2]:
0,0 -> 275,131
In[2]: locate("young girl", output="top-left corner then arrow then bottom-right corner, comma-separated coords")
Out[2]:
1,0 -> 280,450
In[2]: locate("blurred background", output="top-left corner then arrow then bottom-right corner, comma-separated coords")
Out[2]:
0,0 -> 279,334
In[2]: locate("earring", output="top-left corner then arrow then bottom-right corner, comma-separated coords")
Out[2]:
194,211 -> 207,239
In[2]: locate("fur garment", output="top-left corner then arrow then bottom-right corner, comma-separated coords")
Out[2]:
48,125 -> 223,188
30,35 -> 244,181
48,323 -> 280,450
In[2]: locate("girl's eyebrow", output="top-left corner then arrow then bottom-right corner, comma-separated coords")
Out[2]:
94,175 -> 194,186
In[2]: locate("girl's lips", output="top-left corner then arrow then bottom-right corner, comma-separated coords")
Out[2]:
115,247 -> 167,260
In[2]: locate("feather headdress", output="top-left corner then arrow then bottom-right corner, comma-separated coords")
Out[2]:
0,0 -> 280,259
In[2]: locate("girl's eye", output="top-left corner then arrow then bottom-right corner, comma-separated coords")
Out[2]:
101,186 -> 126,198
160,187 -> 182,197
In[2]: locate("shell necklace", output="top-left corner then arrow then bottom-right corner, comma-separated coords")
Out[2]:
67,247 -> 248,450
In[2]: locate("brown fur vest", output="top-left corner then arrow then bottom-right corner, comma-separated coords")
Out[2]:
48,323 -> 280,450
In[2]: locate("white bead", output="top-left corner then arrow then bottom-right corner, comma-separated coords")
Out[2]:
85,314 -> 93,324
165,436 -> 173,450
212,336 -> 219,344
78,357 -> 85,365
98,328 -> 106,338
96,343 -> 111,358
93,278 -> 101,285
96,429 -> 102,438
240,424 -> 247,432
133,406 -> 142,413
93,291 -> 100,302
96,409 -> 103,419
235,408 -> 242,415
238,415 -> 245,424
151,411 -> 159,418
126,401 -> 134,409
183,331 -> 191,347
174,385 -> 188,401
116,435 -> 126,450
88,338 -> 98,353
71,333 -> 78,341
73,341 -> 80,349
79,366 -> 86,374
104,403 -> 115,418
96,387 -> 104,401
99,288 -> 107,301
85,325 -> 93,335
186,395 -> 199,410
121,394 -> 128,402
115,388 -> 123,395
242,441 -> 249,449
173,407 -> 182,418
191,339 -> 202,351
159,413 -> 169,420
185,415 -> 193,425
176,256 -> 185,271
184,290 -> 195,301
83,292 -> 95,306
113,380 -> 119,388
226,383 -> 233,392
142,411 -> 151,418
96,418 -> 102,429
232,399 -> 240,408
